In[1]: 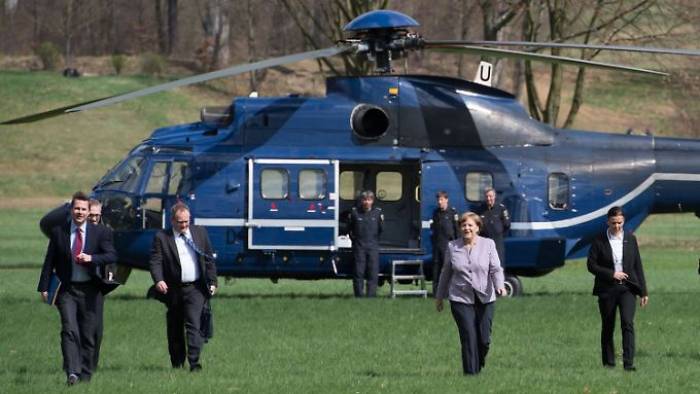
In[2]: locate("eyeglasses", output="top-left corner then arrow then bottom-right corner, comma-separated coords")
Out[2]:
88,214 -> 101,219
175,220 -> 189,224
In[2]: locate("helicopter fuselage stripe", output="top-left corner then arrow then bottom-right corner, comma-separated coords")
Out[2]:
510,172 -> 700,230
194,218 -> 246,226
194,218 -> 335,227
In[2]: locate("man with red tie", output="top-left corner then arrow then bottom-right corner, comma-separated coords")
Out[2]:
37,192 -> 117,385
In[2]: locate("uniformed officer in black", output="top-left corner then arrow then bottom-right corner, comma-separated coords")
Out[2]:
430,191 -> 459,296
477,188 -> 511,264
348,190 -> 384,297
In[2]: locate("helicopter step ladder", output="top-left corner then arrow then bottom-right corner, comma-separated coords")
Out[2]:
390,260 -> 428,298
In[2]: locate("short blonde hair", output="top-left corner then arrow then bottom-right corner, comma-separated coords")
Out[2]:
459,212 -> 482,231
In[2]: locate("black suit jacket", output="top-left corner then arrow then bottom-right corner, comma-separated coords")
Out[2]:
37,221 -> 117,292
149,225 -> 218,294
587,231 -> 648,297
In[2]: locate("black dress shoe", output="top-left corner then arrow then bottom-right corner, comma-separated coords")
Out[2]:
624,365 -> 637,371
190,364 -> 202,372
172,363 -> 184,369
603,363 -> 615,369
66,373 -> 79,386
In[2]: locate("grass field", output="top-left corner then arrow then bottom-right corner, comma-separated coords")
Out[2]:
1,210 -> 699,393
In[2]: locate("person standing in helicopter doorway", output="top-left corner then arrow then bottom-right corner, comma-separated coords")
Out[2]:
477,188 -> 510,265
430,191 -> 459,297
348,190 -> 384,297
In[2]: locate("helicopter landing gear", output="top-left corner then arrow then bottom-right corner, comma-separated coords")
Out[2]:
503,274 -> 523,297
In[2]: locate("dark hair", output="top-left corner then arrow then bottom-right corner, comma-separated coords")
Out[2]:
171,202 -> 190,217
359,190 -> 375,201
71,191 -> 89,207
436,190 -> 448,199
607,206 -> 624,218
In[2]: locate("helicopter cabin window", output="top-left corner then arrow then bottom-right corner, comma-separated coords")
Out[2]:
465,172 -> 493,201
548,173 -> 569,210
339,171 -> 364,201
376,172 -> 402,201
261,168 -> 289,199
299,169 -> 326,200
101,156 -> 146,193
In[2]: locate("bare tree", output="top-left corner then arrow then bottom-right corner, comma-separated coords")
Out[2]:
477,0 -> 526,87
522,0 -> 678,128
278,0 -> 389,76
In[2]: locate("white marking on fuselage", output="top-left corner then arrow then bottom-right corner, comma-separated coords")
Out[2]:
510,173 -> 700,230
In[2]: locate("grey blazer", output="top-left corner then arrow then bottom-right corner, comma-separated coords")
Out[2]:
436,236 -> 505,304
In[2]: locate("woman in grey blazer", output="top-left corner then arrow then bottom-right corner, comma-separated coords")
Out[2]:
435,212 -> 506,375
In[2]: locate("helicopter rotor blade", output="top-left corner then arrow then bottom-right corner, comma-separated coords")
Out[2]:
1,45 -> 353,125
428,40 -> 700,57
425,42 -> 668,76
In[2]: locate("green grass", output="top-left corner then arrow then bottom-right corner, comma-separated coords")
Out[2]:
1,210 -> 699,392
0,71 -> 228,199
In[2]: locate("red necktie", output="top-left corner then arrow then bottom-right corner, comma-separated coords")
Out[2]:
73,228 -> 83,264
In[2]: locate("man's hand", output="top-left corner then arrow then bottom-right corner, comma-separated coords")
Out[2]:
209,285 -> 217,296
613,271 -> 628,281
41,292 -> 48,303
76,253 -> 92,266
497,288 -> 507,297
156,281 -> 168,294
640,296 -> 649,308
435,298 -> 444,312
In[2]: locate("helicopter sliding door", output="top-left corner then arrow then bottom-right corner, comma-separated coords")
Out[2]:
247,158 -> 339,250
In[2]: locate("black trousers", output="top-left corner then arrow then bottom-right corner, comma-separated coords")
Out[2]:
597,284 -> 637,367
56,281 -> 104,379
166,284 -> 206,368
432,246 -> 447,296
450,299 -> 495,375
353,247 -> 379,297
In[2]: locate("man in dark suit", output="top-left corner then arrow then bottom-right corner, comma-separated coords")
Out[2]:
150,202 -> 217,372
587,206 -> 649,371
37,192 -> 117,385
430,191 -> 459,297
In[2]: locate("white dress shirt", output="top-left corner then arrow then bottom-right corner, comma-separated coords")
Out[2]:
174,229 -> 200,283
70,221 -> 91,282
607,229 -> 624,273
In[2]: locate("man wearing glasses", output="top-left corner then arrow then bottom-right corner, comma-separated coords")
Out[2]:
150,202 -> 218,372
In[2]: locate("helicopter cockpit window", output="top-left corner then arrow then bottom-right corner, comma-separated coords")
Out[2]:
376,172 -> 402,201
145,162 -> 168,194
299,169 -> 326,200
465,172 -> 493,202
100,156 -> 146,193
261,168 -> 289,199
168,161 -> 190,195
340,171 -> 364,201
548,173 -> 569,210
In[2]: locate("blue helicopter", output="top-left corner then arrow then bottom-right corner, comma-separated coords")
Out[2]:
6,10 -> 700,296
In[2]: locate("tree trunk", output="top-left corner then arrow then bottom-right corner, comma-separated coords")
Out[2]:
155,0 -> 167,54
167,0 -> 178,55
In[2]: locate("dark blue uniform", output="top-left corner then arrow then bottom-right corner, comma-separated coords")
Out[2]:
348,206 -> 383,297
430,206 -> 459,295
477,203 -> 510,264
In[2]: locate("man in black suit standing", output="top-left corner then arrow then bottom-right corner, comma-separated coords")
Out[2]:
587,206 -> 649,371
37,191 -> 117,385
150,202 -> 217,372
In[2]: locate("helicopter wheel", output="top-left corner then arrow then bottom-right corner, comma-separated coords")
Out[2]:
503,274 -> 523,297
